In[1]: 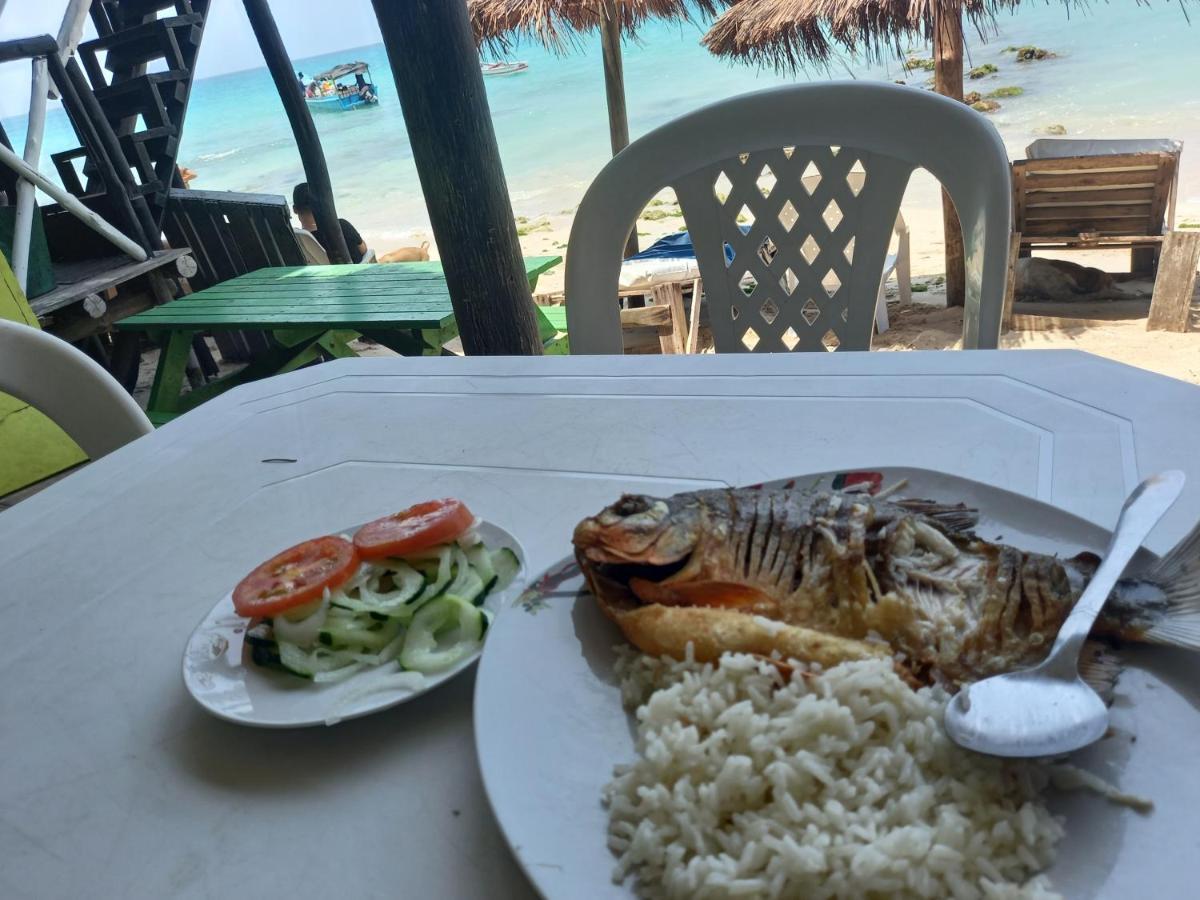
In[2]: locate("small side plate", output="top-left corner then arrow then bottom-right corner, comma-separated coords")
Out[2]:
184,520 -> 524,728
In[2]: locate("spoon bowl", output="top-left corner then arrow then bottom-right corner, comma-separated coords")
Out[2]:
944,470 -> 1186,758
945,668 -> 1109,757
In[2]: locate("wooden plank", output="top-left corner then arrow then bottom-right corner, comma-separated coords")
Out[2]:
1136,152 -> 1178,274
1025,204 -> 1152,222
1025,188 -> 1156,205
122,312 -> 455,331
1147,231 -> 1200,332
30,249 -> 188,317
1011,161 -> 1027,235
615,305 -> 671,328
1020,234 -> 1164,246
1020,171 -> 1159,190
1022,218 -> 1160,237
1001,232 -> 1020,333
650,283 -> 687,355
686,278 -> 702,354
1014,152 -> 1171,174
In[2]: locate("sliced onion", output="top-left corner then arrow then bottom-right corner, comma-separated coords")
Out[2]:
272,593 -> 330,646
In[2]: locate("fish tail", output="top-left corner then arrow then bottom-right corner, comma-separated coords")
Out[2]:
1131,519 -> 1200,650
1078,641 -> 1123,704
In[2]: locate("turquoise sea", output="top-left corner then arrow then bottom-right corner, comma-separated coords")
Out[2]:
4,3 -> 1199,247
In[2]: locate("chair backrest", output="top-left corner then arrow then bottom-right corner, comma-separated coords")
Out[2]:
0,319 -> 152,459
164,188 -> 306,290
1011,150 -> 1179,243
294,228 -> 330,265
566,83 -> 1011,353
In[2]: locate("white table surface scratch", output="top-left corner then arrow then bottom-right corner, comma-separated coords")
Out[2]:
2,350 -> 1199,899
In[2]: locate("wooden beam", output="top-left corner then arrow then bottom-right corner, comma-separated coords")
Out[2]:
0,34 -> 58,64
370,0 -> 543,356
934,7 -> 965,308
242,0 -> 350,264
1021,234 -> 1165,246
12,57 -> 49,293
1001,232 -> 1020,333
1147,231 -> 1200,332
600,0 -> 637,259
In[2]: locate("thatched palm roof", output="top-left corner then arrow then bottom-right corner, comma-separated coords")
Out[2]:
470,0 -> 723,52
703,0 -> 1020,71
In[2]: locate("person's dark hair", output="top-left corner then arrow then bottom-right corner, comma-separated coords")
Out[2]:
292,182 -> 312,212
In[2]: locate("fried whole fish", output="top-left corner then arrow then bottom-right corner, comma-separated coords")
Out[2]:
573,488 -> 1200,686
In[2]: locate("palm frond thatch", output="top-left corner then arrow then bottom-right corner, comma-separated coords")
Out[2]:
703,0 -> 1022,72
470,0 -> 724,54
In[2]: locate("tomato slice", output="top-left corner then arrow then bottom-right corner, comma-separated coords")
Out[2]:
354,499 -> 475,560
233,535 -> 359,618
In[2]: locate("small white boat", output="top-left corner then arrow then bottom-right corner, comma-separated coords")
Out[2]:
482,61 -> 529,76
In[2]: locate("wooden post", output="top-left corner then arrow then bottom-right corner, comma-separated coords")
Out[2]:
600,0 -> 638,259
933,8 -> 966,308
242,0 -> 350,264
370,0 -> 543,356
13,57 -> 49,293
1147,231 -> 1200,332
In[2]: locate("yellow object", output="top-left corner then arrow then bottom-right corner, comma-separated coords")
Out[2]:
0,251 -> 87,498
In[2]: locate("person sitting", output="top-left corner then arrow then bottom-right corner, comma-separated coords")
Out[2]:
292,182 -> 368,263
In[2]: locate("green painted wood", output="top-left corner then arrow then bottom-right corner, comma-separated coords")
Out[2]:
539,306 -> 568,331
146,330 -> 194,414
130,256 -> 562,418
119,257 -> 560,332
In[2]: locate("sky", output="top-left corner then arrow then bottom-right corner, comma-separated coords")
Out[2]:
0,0 -> 385,118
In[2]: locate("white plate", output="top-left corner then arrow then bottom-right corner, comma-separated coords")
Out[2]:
474,467 -> 1200,899
184,520 -> 524,727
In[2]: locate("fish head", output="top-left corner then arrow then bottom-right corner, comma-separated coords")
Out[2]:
573,493 -> 700,567
573,492 -> 712,613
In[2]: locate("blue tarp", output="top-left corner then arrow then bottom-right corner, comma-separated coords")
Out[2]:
628,231 -> 695,261
628,230 -> 740,265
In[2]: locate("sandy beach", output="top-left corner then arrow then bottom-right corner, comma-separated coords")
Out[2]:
360,168 -> 1200,389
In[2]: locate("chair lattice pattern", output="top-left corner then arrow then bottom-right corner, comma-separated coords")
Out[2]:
677,145 -> 904,352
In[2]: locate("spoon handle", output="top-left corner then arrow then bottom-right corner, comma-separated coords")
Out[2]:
1049,471 -> 1185,666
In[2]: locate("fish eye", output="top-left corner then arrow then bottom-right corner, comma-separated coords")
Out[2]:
612,495 -> 652,517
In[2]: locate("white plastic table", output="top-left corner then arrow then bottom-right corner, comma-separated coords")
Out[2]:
3,350 -> 1199,899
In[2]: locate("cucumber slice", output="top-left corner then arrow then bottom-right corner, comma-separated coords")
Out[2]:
490,548 -> 520,591
276,641 -> 360,679
399,594 -> 485,673
318,610 -> 404,652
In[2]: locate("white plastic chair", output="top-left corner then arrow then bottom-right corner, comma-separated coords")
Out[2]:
293,228 -> 330,266
0,320 -> 153,459
566,83 -> 1011,353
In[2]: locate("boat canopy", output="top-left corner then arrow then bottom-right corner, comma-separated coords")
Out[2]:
312,61 -> 370,82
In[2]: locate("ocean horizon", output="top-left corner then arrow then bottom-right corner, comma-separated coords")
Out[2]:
4,3 -> 1198,249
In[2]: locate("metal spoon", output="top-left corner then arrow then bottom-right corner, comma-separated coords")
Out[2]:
944,470 -> 1186,758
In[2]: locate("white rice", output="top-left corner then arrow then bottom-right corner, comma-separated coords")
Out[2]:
605,649 -> 1066,900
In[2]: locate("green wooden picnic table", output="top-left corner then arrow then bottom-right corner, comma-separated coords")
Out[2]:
119,257 -> 562,420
